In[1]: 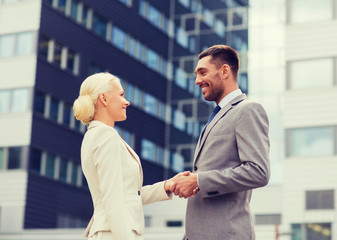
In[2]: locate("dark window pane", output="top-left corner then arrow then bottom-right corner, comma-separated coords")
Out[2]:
66,49 -> 76,73
63,104 -> 71,126
56,0 -> 66,12
34,92 -> 45,114
8,147 -> 22,169
306,190 -> 334,210
54,41 -> 62,66
50,97 -> 59,121
92,13 -> 107,38
45,153 -> 56,178
71,162 -> 79,185
59,158 -> 68,182
70,0 -> 79,20
30,148 -> 42,173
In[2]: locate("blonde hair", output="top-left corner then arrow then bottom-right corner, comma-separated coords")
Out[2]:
73,72 -> 120,124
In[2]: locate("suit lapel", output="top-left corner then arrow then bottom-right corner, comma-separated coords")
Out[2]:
120,137 -> 143,186
193,94 -> 247,165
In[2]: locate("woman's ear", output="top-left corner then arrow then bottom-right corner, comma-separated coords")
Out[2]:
98,93 -> 108,106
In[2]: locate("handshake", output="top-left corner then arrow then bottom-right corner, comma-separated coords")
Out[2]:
164,171 -> 199,198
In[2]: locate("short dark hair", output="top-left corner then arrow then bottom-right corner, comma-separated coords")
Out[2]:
199,45 -> 239,79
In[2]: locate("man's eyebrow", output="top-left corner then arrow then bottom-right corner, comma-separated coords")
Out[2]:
195,67 -> 206,73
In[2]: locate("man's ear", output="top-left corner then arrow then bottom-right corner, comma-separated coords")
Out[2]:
98,93 -> 108,106
221,64 -> 231,79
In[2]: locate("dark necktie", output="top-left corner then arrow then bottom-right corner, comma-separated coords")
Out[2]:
206,105 -> 221,127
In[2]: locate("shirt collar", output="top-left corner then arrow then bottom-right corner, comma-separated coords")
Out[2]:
218,89 -> 242,109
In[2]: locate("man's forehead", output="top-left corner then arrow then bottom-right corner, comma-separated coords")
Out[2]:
195,56 -> 213,71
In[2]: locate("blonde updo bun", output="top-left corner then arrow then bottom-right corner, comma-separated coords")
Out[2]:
73,72 -> 120,125
73,95 -> 95,124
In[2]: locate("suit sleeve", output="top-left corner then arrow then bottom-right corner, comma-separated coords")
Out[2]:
198,102 -> 271,198
141,181 -> 172,205
93,129 -> 134,239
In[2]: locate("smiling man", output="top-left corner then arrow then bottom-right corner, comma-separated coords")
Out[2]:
172,45 -> 271,240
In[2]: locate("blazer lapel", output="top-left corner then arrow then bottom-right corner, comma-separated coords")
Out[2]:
193,94 -> 247,165
120,138 -> 143,186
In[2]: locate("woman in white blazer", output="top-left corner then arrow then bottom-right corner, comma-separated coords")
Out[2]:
73,72 -> 180,240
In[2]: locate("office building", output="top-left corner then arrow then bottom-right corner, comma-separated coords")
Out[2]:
0,0 -> 249,233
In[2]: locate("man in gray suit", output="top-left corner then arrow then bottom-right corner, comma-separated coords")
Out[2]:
172,45 -> 271,240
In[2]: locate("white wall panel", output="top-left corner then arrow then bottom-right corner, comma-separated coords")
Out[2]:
0,0 -> 42,35
0,56 -> 37,89
0,170 -> 27,232
284,88 -> 337,128
286,21 -> 337,61
0,113 -> 32,146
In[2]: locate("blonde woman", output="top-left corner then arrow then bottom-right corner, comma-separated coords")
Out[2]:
73,72 -> 184,240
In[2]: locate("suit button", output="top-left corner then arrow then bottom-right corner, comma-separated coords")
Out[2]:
194,166 -> 197,171
138,191 -> 141,196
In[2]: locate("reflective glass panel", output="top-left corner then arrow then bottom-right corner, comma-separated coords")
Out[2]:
70,0 -> 80,21
71,162 -> 79,185
50,97 -> 59,121
59,158 -> 68,182
143,93 -> 157,116
141,139 -> 155,162
0,90 -> 10,113
112,26 -> 126,51
56,0 -> 66,12
0,34 -> 15,58
11,88 -> 29,113
146,48 -> 159,71
63,103 -> 71,126
16,32 -> 34,56
148,5 -> 161,28
45,153 -> 56,178
92,13 -> 107,39
8,147 -> 22,169
54,41 -> 62,66
39,35 -> 49,60
30,148 -> 42,173
66,49 -> 76,73
172,152 -> 184,172
290,127 -> 334,157
34,92 -> 45,114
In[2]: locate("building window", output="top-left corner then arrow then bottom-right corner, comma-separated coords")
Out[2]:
30,148 -> 42,173
111,26 -> 126,51
63,103 -> 72,126
306,190 -> 334,210
175,68 -> 188,89
173,109 -> 186,131
39,35 -> 49,60
141,139 -> 156,162
289,0 -> 332,24
287,127 -> 334,157
34,91 -> 46,115
0,32 -> 34,58
0,34 -> 15,58
288,59 -> 333,90
66,48 -> 78,74
292,223 -> 331,240
50,97 -> 59,121
166,220 -> 182,227
143,93 -> 158,117
8,147 -> 22,169
11,88 -> 29,113
70,162 -> 78,185
16,32 -> 34,56
0,90 -> 10,113
118,0 -> 132,7
59,158 -> 68,182
70,0 -> 80,21
172,152 -> 184,172
146,48 -> 159,71
45,153 -> 56,178
92,12 -> 108,39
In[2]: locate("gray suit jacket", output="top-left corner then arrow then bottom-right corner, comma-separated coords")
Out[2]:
184,94 -> 270,240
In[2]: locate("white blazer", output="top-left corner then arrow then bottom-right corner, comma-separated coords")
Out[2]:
81,121 -> 172,239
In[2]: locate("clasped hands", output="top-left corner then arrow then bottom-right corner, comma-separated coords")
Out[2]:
165,171 -> 199,198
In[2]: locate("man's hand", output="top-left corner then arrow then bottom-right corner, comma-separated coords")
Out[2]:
164,171 -> 190,192
171,173 -> 199,198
